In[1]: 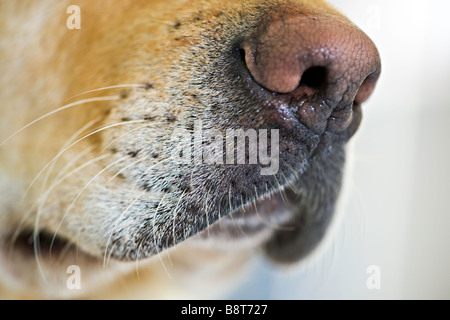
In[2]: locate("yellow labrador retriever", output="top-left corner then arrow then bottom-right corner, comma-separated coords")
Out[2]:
0,0 -> 380,299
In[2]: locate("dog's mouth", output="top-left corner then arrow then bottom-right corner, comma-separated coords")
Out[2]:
7,229 -> 75,260
1,227 -> 100,271
0,224 -> 133,297
2,185 -> 294,265
197,185 -> 298,242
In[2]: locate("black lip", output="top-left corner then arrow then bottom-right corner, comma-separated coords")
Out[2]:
198,186 -> 296,240
6,228 -> 74,259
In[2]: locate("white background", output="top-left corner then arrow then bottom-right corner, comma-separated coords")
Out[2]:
229,0 -> 450,300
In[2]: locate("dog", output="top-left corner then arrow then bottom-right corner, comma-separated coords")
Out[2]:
0,0 -> 380,299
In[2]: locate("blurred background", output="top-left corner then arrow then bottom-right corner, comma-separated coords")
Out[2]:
229,0 -> 450,299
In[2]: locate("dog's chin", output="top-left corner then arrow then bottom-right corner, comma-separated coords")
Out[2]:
0,186 -> 293,298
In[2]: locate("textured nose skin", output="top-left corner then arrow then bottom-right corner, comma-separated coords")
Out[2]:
242,11 -> 381,128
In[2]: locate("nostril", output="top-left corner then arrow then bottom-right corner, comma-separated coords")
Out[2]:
241,42 -> 328,94
299,66 -> 327,90
240,46 -> 247,58
354,71 -> 380,105
239,47 -> 246,65
241,9 -> 381,126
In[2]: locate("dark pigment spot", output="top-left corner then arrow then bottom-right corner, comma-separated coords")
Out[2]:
127,150 -> 141,158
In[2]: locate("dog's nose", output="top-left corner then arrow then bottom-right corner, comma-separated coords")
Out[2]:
242,10 -> 381,131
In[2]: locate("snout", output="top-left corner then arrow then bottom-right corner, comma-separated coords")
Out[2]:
241,7 -> 381,134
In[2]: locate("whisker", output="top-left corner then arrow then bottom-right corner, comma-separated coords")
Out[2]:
217,195 -> 224,231
129,157 -> 171,192
228,184 -> 233,213
166,247 -> 174,268
54,240 -> 75,264
46,154 -> 126,259
274,175 -> 289,205
46,153 -> 110,255
153,193 -> 173,279
0,96 -> 119,146
84,156 -> 149,233
33,220 -> 48,284
67,84 -> 145,101
204,190 -> 212,237
253,186 -> 292,231
287,163 -> 301,180
155,246 -> 172,280
134,231 -> 149,279
252,186 -> 261,220
171,191 -> 186,250
48,146 -> 96,189
8,209 -> 35,258
240,193 -> 247,214
23,120 -> 147,200
40,119 -> 100,197
107,156 -> 148,184
102,243 -> 117,270
102,157 -> 172,267
37,146 -> 97,255
228,185 -> 239,233
100,122 -> 165,154
103,189 -> 147,269
281,171 -> 298,194
64,155 -> 130,234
